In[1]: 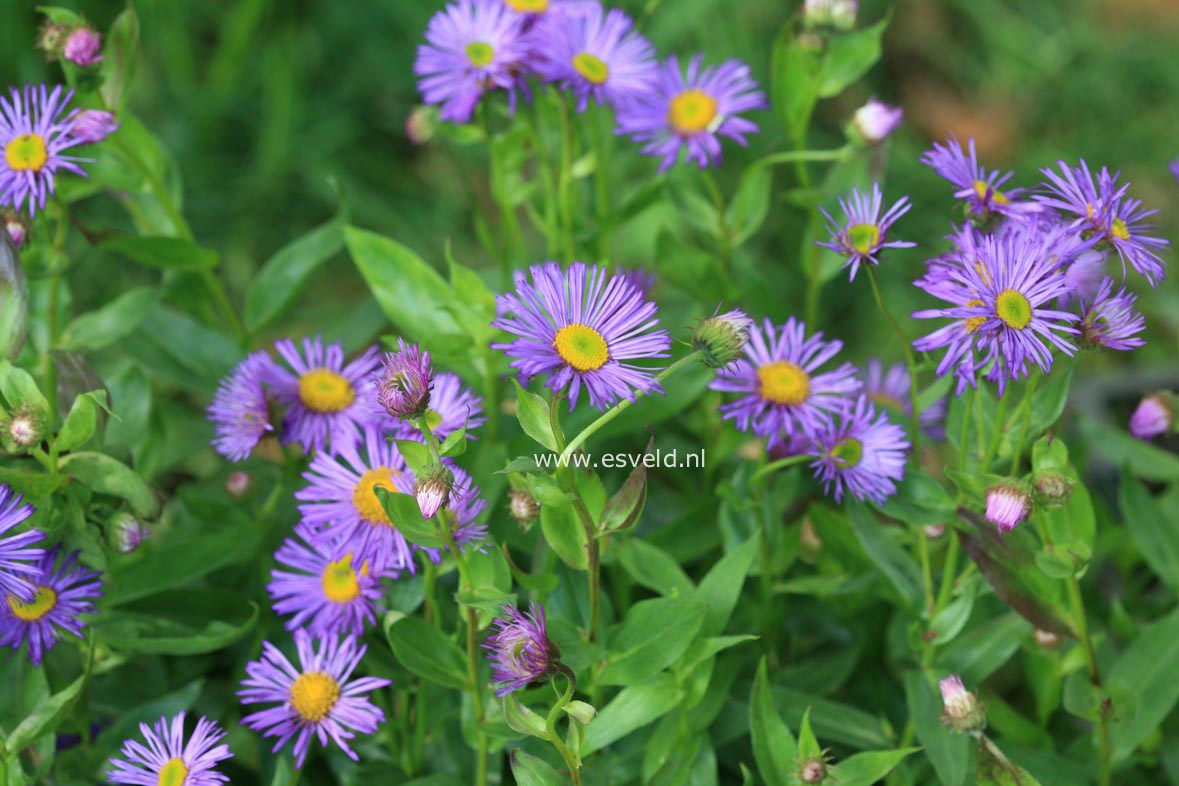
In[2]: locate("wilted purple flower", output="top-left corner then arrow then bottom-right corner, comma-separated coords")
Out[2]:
939,675 -> 985,733
415,0 -> 530,124
483,602 -> 561,696
1079,278 -> 1145,351
208,351 -> 280,462
0,548 -> 101,665
808,396 -> 908,504
1129,392 -> 1175,440
0,485 -> 43,603
106,713 -> 233,786
63,27 -> 103,66
376,340 -> 433,422
532,5 -> 655,111
921,136 -> 1032,221
2,209 -> 29,248
850,98 -> 902,144
239,630 -> 391,767
692,308 -> 753,369
1037,160 -> 1169,287
817,183 -> 916,280
0,84 -> 87,216
616,54 -> 765,171
492,261 -> 671,411
712,317 -> 860,441
225,470 -> 252,498
69,109 -> 119,143
985,483 -> 1032,533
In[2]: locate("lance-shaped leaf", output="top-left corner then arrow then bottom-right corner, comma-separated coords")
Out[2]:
599,433 -> 653,534
375,487 -> 446,549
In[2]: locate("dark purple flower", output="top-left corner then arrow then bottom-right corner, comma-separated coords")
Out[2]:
0,547 -> 102,666
376,340 -> 433,422
483,602 -> 561,696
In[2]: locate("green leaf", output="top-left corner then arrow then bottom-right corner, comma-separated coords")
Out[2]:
514,380 -> 560,452
0,361 -> 48,418
599,598 -> 707,685
439,426 -> 468,457
977,737 -> 1045,786
770,25 -> 822,143
100,234 -> 219,270
502,694 -> 548,739
1108,609 -> 1179,761
509,751 -> 567,786
582,673 -> 682,755
384,614 -> 469,690
750,658 -> 796,786
938,613 -> 1032,684
832,748 -> 920,786
727,164 -> 772,245
100,4 -> 140,110
694,535 -> 759,636
4,671 -> 85,754
58,287 -> 158,351
599,434 -> 652,534
1117,475 -> 1179,591
375,487 -> 445,549
818,15 -> 890,97
92,592 -> 258,655
541,500 -> 588,570
1027,364 -> 1073,435
244,218 -> 345,331
618,539 -> 694,598
394,439 -> 432,475
1079,418 -> 1179,482
55,391 -> 106,452
904,670 -> 971,786
879,470 -> 957,526
848,504 -> 923,611
59,451 -> 158,518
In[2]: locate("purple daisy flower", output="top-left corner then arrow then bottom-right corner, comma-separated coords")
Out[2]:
0,84 -> 87,216
1037,160 -> 1169,286
0,484 -> 43,603
415,0 -> 530,124
266,336 -> 380,455
375,339 -> 433,422
860,358 -> 947,440
921,136 -> 1032,221
532,5 -> 656,111
808,396 -> 909,505
239,630 -> 391,767
483,602 -> 561,696
268,525 -> 388,638
1079,278 -> 1145,351
106,713 -> 233,786
615,54 -> 766,171
1,547 -> 101,666
492,261 -> 671,411
711,317 -> 861,441
817,183 -> 916,280
208,351 -> 280,462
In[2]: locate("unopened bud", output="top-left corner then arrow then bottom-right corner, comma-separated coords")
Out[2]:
414,465 -> 454,520
692,309 -> 753,369
225,470 -> 253,498
799,758 -> 828,784
377,340 -> 433,421
63,26 -> 103,66
1129,392 -> 1175,441
509,489 -> 540,528
406,105 -> 438,145
985,483 -> 1032,534
5,407 -> 43,449
37,22 -> 70,58
110,512 -> 150,554
1033,471 -> 1074,506
2,210 -> 29,249
803,0 -> 857,30
939,674 -> 985,733
70,110 -> 120,144
924,523 -> 947,540
849,98 -> 903,145
1033,629 -> 1061,649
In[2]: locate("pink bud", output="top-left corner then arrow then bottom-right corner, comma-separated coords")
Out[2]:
71,110 -> 120,144
850,99 -> 903,144
63,27 -> 103,66
984,484 -> 1032,533
1129,392 -> 1175,440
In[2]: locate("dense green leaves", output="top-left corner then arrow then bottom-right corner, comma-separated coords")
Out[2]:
384,614 -> 469,690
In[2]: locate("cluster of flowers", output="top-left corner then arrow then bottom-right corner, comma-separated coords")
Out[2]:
413,0 -> 768,170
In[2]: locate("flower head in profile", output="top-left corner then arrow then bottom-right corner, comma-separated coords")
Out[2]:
414,464 -> 455,520
63,27 -> 103,66
921,136 -> 1031,221
849,98 -> 902,144
269,524 -> 388,638
375,339 -> 433,422
0,485 -> 43,603
208,351 -> 281,462
106,713 -> 233,786
1,548 -> 101,665
239,630 -> 391,767
1,84 -> 87,216
616,54 -> 766,171
939,675 -> 985,734
492,261 -> 671,410
110,512 -> 150,555
711,317 -> 860,442
1037,160 -> 1169,286
265,336 -> 380,455
483,602 -> 562,696
692,309 -> 753,369
532,5 -> 656,111
69,109 -> 119,143
984,483 -> 1032,533
392,371 -> 486,442
817,183 -> 916,280
1129,392 -> 1175,440
1078,278 -> 1145,351
808,396 -> 908,504
415,0 -> 530,124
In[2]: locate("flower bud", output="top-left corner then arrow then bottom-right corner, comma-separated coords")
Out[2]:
110,512 -> 150,554
406,105 -> 438,145
414,465 -> 454,520
924,523 -> 947,540
508,489 -> 541,528
1129,392 -> 1175,441
5,407 -> 43,448
692,309 -> 753,369
225,470 -> 253,499
985,483 -> 1032,534
1033,470 -> 1074,506
376,340 -> 433,421
799,758 -> 828,783
803,0 -> 857,30
2,210 -> 29,249
70,110 -> 120,144
37,23 -> 70,58
63,26 -> 103,66
939,674 -> 985,734
1033,629 -> 1061,649
849,98 -> 903,145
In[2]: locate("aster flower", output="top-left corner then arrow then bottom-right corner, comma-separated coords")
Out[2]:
849,98 -> 902,144
415,0 -> 530,124
808,396 -> 908,505
265,336 -> 380,455
1037,160 -> 1169,286
616,54 -> 766,171
105,713 -> 233,786
711,317 -> 860,443
860,358 -> 946,440
817,184 -> 916,280
1060,249 -> 1107,306
269,525 -> 386,638
532,5 -> 656,111
921,136 -> 1032,221
1129,392 -> 1175,440
375,339 -> 433,422
239,630 -> 391,767
483,602 -> 562,696
395,371 -> 486,441
0,484 -> 43,603
0,84 -> 87,216
63,27 -> 102,66
208,351 -> 280,462
984,483 -> 1032,533
69,109 -> 119,144
0,547 -> 101,665
492,261 -> 671,410
1079,278 -> 1145,351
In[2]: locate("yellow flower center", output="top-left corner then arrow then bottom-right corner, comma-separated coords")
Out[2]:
321,554 -> 367,603
829,437 -> 863,469
352,467 -> 402,526
668,89 -> 718,135
466,41 -> 495,67
290,671 -> 341,723
995,289 -> 1032,330
963,298 -> 987,334
4,134 -> 49,172
1110,217 -> 1130,241
972,180 -> 1010,206
157,758 -> 189,786
506,0 -> 549,10
554,324 -> 610,372
298,369 -> 355,413
7,585 -> 58,622
848,223 -> 880,255
572,52 -> 610,85
757,361 -> 811,406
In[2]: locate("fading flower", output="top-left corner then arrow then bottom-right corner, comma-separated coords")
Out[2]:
939,674 -> 985,733
483,602 -> 561,696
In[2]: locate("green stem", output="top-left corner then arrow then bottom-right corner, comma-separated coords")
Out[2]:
980,393 -> 1011,473
482,106 -> 525,279
555,91 -> 577,263
959,386 -> 975,473
935,531 -> 961,613
917,527 -> 935,616
1067,576 -> 1110,786
544,675 -> 582,786
591,105 -> 613,267
702,171 -> 732,272
866,268 -> 922,459
750,453 -> 810,486
1007,375 -> 1040,475
759,146 -> 853,167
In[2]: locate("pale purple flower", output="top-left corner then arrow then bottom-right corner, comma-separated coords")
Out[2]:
0,84 -> 88,216
808,396 -> 908,504
1129,392 -> 1174,440
1079,278 -> 1145,351
375,340 -> 433,422
208,351 -> 280,462
0,485 -> 43,603
817,183 -> 916,280
106,713 -> 233,786
985,484 -> 1032,533
921,136 -> 1034,221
